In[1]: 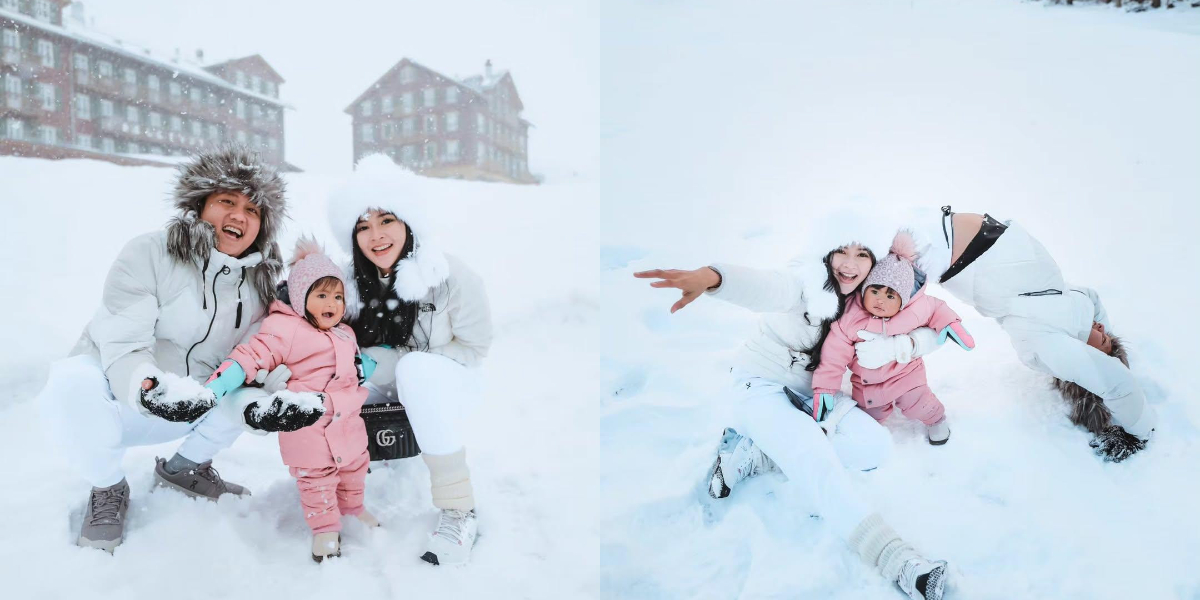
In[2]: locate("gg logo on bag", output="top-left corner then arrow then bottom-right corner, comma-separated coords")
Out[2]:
376,429 -> 396,447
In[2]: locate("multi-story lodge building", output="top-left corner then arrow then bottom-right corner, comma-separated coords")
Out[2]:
346,58 -> 536,184
0,0 -> 292,168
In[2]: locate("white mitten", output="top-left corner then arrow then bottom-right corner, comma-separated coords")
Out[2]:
854,331 -> 915,369
254,364 -> 292,394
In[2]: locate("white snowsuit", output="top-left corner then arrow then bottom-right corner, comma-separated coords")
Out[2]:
38,232 -> 274,487
912,214 -> 1156,439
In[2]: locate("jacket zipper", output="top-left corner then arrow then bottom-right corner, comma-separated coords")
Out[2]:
184,265 -> 228,377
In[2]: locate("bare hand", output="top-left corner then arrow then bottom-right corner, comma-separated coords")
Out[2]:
633,267 -> 721,313
141,378 -> 156,391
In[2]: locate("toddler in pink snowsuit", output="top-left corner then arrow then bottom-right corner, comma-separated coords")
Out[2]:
207,238 -> 376,561
812,230 -> 975,445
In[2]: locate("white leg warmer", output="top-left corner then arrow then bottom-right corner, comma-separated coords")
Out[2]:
848,513 -> 921,582
423,448 -> 475,511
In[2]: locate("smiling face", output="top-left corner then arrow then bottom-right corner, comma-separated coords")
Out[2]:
863,285 -> 902,318
829,244 -> 874,296
199,191 -> 261,258
1087,321 -> 1113,355
305,278 -> 345,331
355,210 -> 408,275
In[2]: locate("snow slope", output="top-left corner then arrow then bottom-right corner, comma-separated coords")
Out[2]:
0,159 -> 601,599
597,0 -> 1200,598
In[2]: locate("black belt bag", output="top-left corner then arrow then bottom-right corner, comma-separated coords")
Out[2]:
360,402 -> 421,461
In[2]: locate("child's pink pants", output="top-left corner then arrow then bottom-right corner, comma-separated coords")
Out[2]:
862,385 -> 945,426
290,450 -> 369,534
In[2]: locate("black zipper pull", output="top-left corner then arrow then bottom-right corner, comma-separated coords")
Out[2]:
235,267 -> 247,328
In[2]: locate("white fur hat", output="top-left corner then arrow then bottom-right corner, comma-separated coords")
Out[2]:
326,154 -> 449,302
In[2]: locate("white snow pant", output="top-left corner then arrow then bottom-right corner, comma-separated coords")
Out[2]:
726,370 -> 881,539
36,355 -> 252,488
364,351 -> 480,456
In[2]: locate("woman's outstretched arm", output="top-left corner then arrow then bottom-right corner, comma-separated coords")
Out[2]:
633,267 -> 721,313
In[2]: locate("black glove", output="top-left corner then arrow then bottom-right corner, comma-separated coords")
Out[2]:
1089,426 -> 1147,463
139,376 -> 216,423
243,393 -> 326,432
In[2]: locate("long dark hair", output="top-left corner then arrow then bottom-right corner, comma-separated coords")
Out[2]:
804,245 -> 877,372
347,219 -> 421,349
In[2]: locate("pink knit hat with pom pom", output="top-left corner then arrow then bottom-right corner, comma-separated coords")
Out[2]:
863,229 -> 920,309
286,236 -> 345,318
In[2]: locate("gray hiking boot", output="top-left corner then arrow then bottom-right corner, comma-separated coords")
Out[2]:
78,478 -> 131,553
154,457 -> 250,500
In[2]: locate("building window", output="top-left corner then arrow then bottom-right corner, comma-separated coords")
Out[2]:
169,81 -> 182,101
235,98 -> 246,119
398,145 -> 414,164
381,95 -> 394,114
147,74 -> 160,102
402,117 -> 415,136
99,99 -> 113,117
265,81 -> 277,97
401,92 -> 414,114
423,141 -> 436,162
252,133 -> 262,148
39,125 -> 58,144
423,115 -> 437,134
190,86 -> 202,105
149,111 -> 163,130
267,137 -> 278,152
423,88 -> 436,107
125,105 -> 139,124
73,53 -> 89,83
191,121 -> 202,137
476,141 -> 486,165
3,118 -> 23,140
100,137 -> 115,153
361,123 -> 374,143
77,133 -> 93,149
1,28 -> 18,52
445,111 -> 459,133
74,94 -> 91,120
360,100 -> 373,117
0,0 -> 18,12
170,115 -> 182,132
33,0 -> 54,22
3,75 -> 21,108
36,39 -> 55,68
445,86 -> 459,104
399,65 -> 415,84
382,121 -> 394,140
38,82 -> 56,110
123,67 -> 137,88
476,113 -> 485,133
236,130 -> 247,143
267,109 -> 278,123
97,60 -> 113,79
252,104 -> 263,124
445,139 -> 460,162
235,71 -> 246,88
208,123 -> 220,141
251,74 -> 262,93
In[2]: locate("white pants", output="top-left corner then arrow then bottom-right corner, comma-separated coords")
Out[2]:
364,351 -> 479,457
36,354 -> 253,488
726,370 -> 884,539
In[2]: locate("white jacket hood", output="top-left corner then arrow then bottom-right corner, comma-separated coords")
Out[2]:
327,155 -> 450,302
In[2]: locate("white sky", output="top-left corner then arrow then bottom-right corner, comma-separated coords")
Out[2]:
83,0 -> 599,177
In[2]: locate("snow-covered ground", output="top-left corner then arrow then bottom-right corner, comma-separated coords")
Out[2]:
597,0 -> 1200,598
0,160 -> 601,598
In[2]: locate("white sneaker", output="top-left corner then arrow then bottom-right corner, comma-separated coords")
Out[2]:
420,509 -> 478,566
927,419 -> 951,446
897,557 -> 948,600
707,428 -> 779,499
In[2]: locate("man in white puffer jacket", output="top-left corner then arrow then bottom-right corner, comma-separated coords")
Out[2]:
909,207 -> 1156,461
37,146 -> 318,553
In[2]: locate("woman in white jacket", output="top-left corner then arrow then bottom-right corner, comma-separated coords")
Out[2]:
907,207 -> 1155,461
636,234 -> 952,600
328,156 -> 493,566
36,146 -> 318,553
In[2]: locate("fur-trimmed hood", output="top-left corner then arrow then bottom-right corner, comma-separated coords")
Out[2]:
165,144 -> 288,306
1053,335 -> 1129,435
327,154 -> 450,302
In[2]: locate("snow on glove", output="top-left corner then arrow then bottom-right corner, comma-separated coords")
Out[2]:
1089,426 -> 1146,463
355,352 -> 377,385
204,361 -> 246,401
139,368 -> 216,423
243,390 -> 326,433
253,364 -> 292,394
855,331 -> 915,369
938,322 -> 976,350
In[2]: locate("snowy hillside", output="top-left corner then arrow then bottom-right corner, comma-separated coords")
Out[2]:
597,0 -> 1200,598
0,159 -> 601,598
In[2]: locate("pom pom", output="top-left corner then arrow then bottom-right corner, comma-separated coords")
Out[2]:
889,229 -> 919,263
289,234 -> 325,267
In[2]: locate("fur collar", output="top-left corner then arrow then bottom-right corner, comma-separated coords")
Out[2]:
165,210 -> 283,307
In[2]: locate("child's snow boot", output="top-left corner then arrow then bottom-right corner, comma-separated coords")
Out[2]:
927,419 -> 950,446
420,508 -> 478,566
356,509 -> 381,528
311,532 -> 341,563
707,428 -> 779,499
